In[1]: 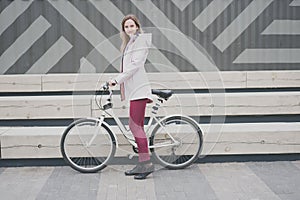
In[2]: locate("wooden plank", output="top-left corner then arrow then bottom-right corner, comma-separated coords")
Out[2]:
41,72 -> 244,91
0,92 -> 299,119
148,71 -> 246,89
92,92 -> 300,117
0,96 -> 91,119
0,71 -> 298,92
41,71 -> 300,91
0,127 -> 64,158
41,74 -> 106,91
1,123 -> 300,158
200,123 -> 300,155
247,70 -> 300,88
0,75 -> 41,92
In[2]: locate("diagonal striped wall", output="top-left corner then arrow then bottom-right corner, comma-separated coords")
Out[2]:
0,0 -> 300,74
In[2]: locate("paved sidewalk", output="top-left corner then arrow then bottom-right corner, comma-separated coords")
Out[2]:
0,161 -> 300,200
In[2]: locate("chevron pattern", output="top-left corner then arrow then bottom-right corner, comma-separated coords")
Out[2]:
0,0 -> 300,74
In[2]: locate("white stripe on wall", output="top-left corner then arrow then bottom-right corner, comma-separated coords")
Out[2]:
193,0 -> 234,32
290,0 -> 300,6
0,0 -> 33,36
0,16 -> 51,74
233,49 -> 300,63
171,0 -> 193,11
262,20 -> 300,35
90,0 -> 177,72
48,0 -> 120,70
131,0 -> 217,71
79,57 -> 96,73
26,36 -> 72,74
213,0 -> 273,52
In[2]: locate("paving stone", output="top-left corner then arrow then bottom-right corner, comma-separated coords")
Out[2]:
36,166 -> 100,200
0,167 -> 54,200
153,165 -> 217,200
292,160 -> 300,170
199,162 -> 280,200
97,165 -> 156,200
247,161 -> 300,200
0,161 -> 299,199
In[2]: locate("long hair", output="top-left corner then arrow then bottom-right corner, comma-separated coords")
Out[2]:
120,14 -> 143,53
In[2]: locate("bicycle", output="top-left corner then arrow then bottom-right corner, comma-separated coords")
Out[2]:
60,82 -> 203,173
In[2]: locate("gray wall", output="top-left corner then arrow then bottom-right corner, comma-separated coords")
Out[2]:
0,0 -> 300,74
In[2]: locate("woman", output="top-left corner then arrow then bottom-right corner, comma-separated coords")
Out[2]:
108,14 -> 154,180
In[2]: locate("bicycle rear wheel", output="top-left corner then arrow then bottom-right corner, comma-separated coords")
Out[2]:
150,116 -> 203,169
61,118 -> 116,173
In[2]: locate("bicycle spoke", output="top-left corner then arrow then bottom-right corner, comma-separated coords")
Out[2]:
61,118 -> 116,173
150,116 -> 202,169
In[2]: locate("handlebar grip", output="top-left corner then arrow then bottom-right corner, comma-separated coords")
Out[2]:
101,82 -> 109,90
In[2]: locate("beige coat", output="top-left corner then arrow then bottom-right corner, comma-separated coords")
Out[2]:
115,33 -> 153,102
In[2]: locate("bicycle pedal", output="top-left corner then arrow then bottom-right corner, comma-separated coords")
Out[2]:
128,154 -> 136,159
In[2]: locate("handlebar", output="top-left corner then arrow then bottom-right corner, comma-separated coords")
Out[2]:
96,82 -> 114,111
100,81 -> 116,91
101,82 -> 109,91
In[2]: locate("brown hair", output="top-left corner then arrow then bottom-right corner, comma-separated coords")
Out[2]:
120,14 -> 143,53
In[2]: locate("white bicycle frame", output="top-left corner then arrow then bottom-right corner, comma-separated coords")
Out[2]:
95,89 -> 181,150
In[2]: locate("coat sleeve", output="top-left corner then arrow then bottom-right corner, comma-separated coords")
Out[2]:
115,33 -> 152,84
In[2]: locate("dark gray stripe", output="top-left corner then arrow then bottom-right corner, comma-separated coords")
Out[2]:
111,0 -> 199,72
36,167 -> 100,200
4,1 -> 111,74
153,165 -> 217,199
0,114 -> 300,127
197,0 -> 252,70
0,0 -> 13,14
247,161 -> 300,199
0,1 -> 37,56
222,1 -> 273,63
1,0 -> 300,73
4,3 -> 56,74
71,0 -> 122,73
226,0 -> 300,70
71,0 -> 119,40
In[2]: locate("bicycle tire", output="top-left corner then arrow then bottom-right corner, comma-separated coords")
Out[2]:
61,118 -> 116,173
150,115 -> 203,169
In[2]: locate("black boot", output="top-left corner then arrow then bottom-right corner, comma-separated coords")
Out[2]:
134,162 -> 155,180
124,163 -> 144,176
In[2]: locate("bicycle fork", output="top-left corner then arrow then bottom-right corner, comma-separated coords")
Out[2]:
86,116 -> 105,147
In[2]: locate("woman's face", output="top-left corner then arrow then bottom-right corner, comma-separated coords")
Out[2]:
124,19 -> 138,36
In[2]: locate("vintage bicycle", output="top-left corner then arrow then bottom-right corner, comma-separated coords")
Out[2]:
60,82 -> 203,173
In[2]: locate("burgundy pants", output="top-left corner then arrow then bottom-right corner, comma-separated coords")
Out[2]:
129,99 -> 150,162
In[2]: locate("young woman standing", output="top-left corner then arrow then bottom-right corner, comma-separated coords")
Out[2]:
109,14 -> 154,180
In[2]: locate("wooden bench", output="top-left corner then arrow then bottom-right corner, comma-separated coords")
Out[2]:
0,71 -> 300,159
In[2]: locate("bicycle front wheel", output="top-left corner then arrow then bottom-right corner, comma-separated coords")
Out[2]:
150,116 -> 203,169
61,118 -> 116,173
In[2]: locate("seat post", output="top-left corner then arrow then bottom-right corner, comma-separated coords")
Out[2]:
151,99 -> 162,115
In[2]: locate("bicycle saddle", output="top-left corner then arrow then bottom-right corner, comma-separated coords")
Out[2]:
152,89 -> 173,100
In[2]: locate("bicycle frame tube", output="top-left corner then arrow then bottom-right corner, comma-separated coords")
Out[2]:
102,107 -> 138,147
103,105 -> 179,149
96,88 -> 187,150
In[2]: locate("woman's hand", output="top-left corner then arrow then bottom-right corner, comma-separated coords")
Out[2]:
108,80 -> 117,86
